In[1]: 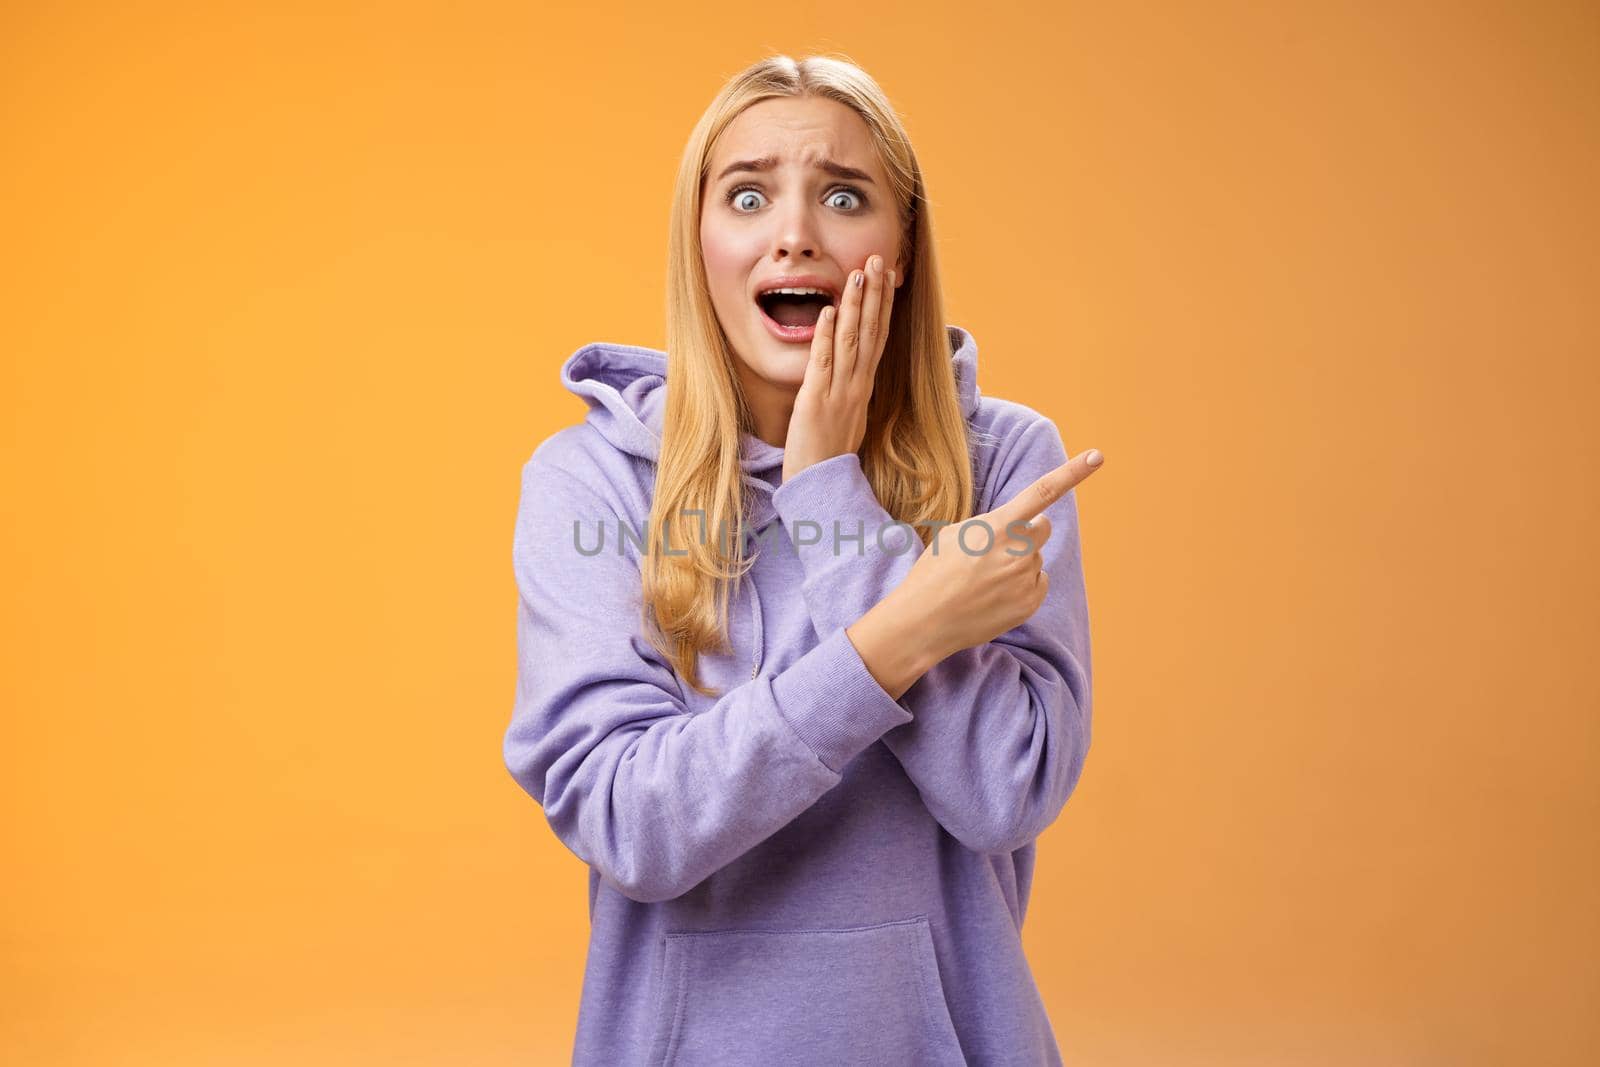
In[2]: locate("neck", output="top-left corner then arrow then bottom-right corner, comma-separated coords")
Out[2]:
735,364 -> 796,450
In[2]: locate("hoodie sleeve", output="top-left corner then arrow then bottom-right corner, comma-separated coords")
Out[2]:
503,450 -> 914,903
768,416 -> 1093,855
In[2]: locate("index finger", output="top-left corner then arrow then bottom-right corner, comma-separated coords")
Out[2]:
803,304 -> 838,398
991,448 -> 1105,527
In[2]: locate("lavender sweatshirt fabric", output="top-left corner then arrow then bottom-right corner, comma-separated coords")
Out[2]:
503,325 -> 1094,1065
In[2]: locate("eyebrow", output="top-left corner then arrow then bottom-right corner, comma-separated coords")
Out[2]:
713,155 -> 876,185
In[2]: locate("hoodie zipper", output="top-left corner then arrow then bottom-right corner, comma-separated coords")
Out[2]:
747,568 -> 764,678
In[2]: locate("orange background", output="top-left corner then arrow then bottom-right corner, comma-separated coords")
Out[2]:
4,2 -> 1596,1063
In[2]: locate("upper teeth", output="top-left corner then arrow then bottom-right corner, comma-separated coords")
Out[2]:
762,287 -> 830,297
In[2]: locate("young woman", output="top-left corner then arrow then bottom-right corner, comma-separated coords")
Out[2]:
505,54 -> 1104,1066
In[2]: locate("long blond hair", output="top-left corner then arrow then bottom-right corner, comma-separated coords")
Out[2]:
645,52 -> 976,696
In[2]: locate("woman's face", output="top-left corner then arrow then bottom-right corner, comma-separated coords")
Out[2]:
700,95 -> 905,406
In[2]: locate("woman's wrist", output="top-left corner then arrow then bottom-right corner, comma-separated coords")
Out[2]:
844,587 -> 952,702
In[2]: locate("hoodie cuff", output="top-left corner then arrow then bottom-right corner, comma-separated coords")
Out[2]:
771,452 -> 917,561
769,625 -> 913,775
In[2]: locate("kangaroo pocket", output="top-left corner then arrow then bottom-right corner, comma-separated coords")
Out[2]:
646,915 -> 966,1066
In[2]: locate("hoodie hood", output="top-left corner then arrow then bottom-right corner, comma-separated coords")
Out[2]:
558,324 -> 982,532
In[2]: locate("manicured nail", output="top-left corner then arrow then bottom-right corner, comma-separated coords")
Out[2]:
855,271 -> 864,288
1085,449 -> 1103,467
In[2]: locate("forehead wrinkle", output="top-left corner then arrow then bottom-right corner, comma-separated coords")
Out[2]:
711,148 -> 877,186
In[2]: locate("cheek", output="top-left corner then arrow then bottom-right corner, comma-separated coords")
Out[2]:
699,221 -> 759,301
700,237 -> 739,288
848,220 -> 903,270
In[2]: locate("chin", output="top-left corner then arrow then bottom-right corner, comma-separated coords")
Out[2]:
728,335 -> 804,385
753,345 -> 810,383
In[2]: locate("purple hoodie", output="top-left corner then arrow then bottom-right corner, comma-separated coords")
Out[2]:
504,325 -> 1093,1065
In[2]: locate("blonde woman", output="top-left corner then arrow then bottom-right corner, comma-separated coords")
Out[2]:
505,53 -> 1104,1065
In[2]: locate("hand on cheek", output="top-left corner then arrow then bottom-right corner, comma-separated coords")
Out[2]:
782,254 -> 896,483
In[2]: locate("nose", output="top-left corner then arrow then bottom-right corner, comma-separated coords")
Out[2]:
770,198 -> 821,261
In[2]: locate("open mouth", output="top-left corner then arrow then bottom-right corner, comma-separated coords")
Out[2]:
754,286 -> 838,331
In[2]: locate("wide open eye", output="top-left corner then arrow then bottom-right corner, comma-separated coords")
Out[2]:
826,187 -> 865,211
725,185 -> 767,212
723,184 -> 868,214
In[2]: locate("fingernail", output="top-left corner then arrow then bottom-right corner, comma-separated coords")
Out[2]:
855,271 -> 864,288
1085,449 -> 1103,467
888,269 -> 896,286
870,255 -> 882,272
